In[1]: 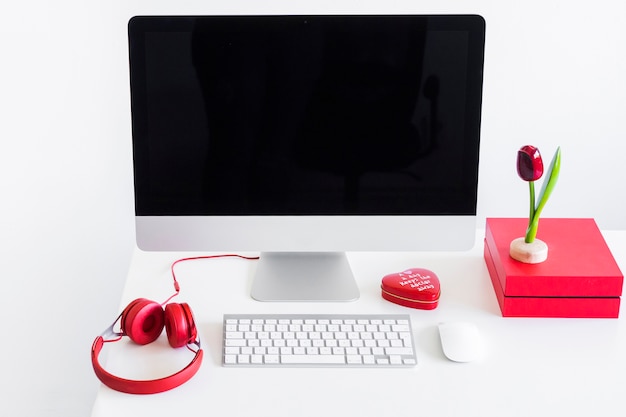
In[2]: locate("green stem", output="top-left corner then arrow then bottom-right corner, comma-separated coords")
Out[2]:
528,181 -> 535,232
526,216 -> 539,243
526,181 -> 537,243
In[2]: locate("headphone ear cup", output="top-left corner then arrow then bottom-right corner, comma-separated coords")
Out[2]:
120,298 -> 165,345
164,303 -> 197,348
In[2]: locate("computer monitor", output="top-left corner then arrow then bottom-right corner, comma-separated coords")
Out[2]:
128,15 -> 485,301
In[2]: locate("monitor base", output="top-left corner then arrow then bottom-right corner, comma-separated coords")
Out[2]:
250,252 -> 360,302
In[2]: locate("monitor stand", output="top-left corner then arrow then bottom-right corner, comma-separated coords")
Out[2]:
250,252 -> 360,302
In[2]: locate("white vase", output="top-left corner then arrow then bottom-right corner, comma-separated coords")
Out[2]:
509,237 -> 548,264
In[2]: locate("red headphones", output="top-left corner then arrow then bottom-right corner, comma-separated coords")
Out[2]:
91,298 -> 203,395
91,255 -> 258,394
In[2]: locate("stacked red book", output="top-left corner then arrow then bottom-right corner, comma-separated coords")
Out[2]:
484,218 -> 623,318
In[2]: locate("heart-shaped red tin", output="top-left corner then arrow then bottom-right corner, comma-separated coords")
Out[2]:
381,268 -> 441,310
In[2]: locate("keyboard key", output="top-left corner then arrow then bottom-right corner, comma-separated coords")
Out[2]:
281,355 -> 346,365
385,347 -> 415,355
225,339 -> 247,347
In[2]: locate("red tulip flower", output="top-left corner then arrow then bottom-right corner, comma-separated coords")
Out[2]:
517,145 -> 543,181
516,145 -> 561,243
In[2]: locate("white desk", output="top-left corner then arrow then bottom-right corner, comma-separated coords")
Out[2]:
90,230 -> 626,417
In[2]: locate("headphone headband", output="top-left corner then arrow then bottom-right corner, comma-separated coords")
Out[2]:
91,336 -> 203,395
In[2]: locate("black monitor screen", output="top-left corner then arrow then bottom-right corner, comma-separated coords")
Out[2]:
129,15 -> 485,216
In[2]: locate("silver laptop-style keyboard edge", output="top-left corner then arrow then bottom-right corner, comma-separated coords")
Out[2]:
222,314 -> 417,367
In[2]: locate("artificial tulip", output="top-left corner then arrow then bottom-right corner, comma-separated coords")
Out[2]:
516,145 -> 561,243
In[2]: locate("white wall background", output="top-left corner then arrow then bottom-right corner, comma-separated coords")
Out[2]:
0,1 -> 624,416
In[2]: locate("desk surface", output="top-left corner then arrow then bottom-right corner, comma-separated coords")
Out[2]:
90,230 -> 626,417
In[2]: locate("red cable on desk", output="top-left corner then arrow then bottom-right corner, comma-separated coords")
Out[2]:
161,254 -> 260,305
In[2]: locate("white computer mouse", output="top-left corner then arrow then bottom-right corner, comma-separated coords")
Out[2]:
438,321 -> 483,362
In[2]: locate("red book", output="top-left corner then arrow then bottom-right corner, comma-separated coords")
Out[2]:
484,218 -> 623,318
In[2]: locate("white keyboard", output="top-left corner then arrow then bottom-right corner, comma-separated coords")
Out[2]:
222,314 -> 417,367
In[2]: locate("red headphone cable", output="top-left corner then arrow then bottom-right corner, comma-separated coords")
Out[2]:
160,254 -> 260,306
